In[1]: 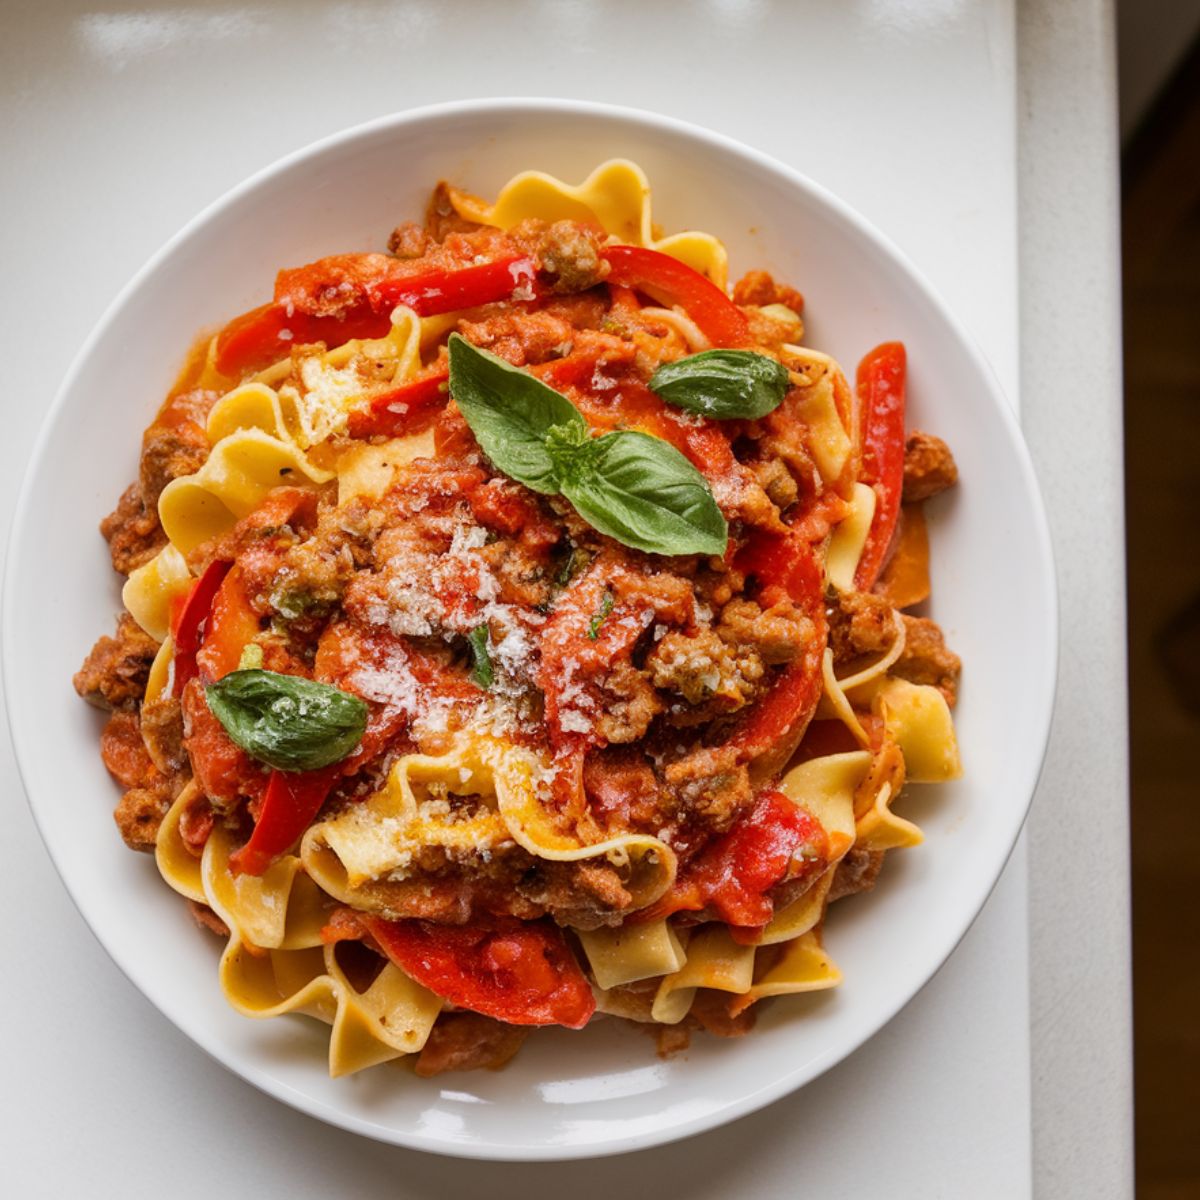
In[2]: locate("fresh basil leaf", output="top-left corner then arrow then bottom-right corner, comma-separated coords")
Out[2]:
468,624 -> 494,689
205,669 -> 368,772
448,334 -> 585,493
560,431 -> 728,557
649,350 -> 790,420
587,591 -> 615,639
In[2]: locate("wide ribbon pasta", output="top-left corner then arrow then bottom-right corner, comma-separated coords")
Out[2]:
783,347 -> 858,493
159,305 -> 435,557
874,677 -> 963,783
336,431 -> 436,503
122,544 -> 192,642
761,751 -> 865,944
577,920 -> 687,991
302,735 -> 677,918
156,794 -> 442,1076
448,158 -> 729,288
158,427 -> 333,555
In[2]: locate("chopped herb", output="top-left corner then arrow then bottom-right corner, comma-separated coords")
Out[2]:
468,624 -> 494,689
587,591 -> 615,639
555,547 -> 581,587
270,587 -> 325,619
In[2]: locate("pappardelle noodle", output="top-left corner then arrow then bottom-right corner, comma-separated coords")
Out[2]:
75,161 -> 963,1077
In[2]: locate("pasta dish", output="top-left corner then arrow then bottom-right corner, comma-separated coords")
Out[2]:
74,161 -> 962,1077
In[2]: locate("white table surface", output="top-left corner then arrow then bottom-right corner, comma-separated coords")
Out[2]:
0,1 -> 1130,1196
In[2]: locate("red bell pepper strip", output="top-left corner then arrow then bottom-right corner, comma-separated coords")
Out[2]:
601,245 -> 752,348
345,367 -> 450,439
195,565 -> 261,684
725,529 -> 828,765
213,304 -> 394,377
170,560 -> 232,696
853,341 -> 907,590
274,252 -> 537,318
215,254 -> 538,378
180,678 -> 267,807
729,653 -> 826,765
229,765 -> 338,876
735,526 -> 823,610
637,789 -> 828,928
363,916 -> 596,1028
367,255 -> 537,314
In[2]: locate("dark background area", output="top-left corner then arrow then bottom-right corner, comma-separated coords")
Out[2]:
1121,30 -> 1200,1200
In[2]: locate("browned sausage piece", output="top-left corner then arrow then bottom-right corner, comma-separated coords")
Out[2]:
902,431 -> 958,503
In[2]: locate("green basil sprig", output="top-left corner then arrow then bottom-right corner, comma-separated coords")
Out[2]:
648,349 -> 790,420
447,333 -> 583,493
205,669 -> 368,772
448,335 -> 727,558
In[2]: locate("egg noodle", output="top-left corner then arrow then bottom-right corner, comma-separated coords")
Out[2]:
76,160 -> 962,1078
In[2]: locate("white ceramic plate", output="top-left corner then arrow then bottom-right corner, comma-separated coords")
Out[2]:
2,99 -> 1055,1160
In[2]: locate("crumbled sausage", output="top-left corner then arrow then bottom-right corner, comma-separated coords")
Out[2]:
828,847 -> 885,902
717,598 -> 814,666
140,693 -> 187,773
826,590 -> 898,667
139,420 -> 209,507
731,269 -> 804,314
584,749 -> 664,832
689,990 -> 757,1037
575,862 -> 635,909
902,431 -> 959,503
600,980 -> 658,1023
162,387 -> 220,429
516,859 -> 633,929
512,218 -> 609,294
425,181 -> 481,239
113,783 -> 172,852
74,614 -> 159,710
664,746 -> 752,831
767,869 -> 827,917
595,662 -> 663,745
387,220 -> 429,259
652,1023 -> 693,1058
477,538 -> 556,608
273,528 -> 358,615
100,482 -> 166,574
648,627 -> 763,714
456,308 -> 578,367
187,900 -> 230,937
745,307 -> 804,349
749,458 -> 800,511
895,615 -> 961,706
414,1013 -> 528,1077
